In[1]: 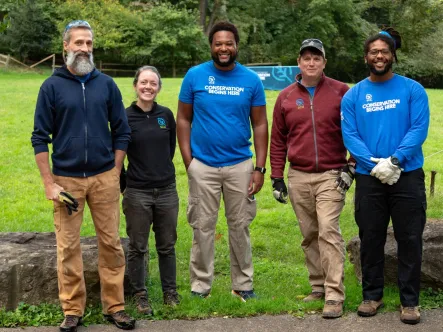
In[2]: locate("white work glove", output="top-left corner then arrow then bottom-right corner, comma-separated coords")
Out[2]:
335,164 -> 355,194
370,157 -> 402,185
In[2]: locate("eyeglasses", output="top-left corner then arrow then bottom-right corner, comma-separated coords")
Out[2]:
368,49 -> 391,56
64,20 -> 91,34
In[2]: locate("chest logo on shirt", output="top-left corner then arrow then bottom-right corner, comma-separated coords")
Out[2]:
209,76 -> 215,84
157,117 -> 166,129
366,94 -> 372,102
296,98 -> 304,109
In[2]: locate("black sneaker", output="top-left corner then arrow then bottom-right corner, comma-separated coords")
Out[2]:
59,315 -> 82,332
134,292 -> 153,315
164,289 -> 181,306
191,290 -> 211,298
104,310 -> 136,330
232,290 -> 257,302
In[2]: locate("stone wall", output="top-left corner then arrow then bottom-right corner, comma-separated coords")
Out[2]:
347,219 -> 443,290
0,232 -> 130,310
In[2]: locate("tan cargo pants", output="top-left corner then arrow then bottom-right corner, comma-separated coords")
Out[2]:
186,158 -> 256,293
287,168 -> 346,302
53,167 -> 126,316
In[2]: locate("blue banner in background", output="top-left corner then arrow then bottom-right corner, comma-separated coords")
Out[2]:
247,66 -> 300,90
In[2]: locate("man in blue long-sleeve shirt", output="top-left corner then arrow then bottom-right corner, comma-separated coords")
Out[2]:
341,28 -> 429,325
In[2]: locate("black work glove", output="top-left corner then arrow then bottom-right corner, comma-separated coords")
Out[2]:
58,191 -> 79,215
120,166 -> 127,194
335,163 -> 356,194
271,178 -> 288,204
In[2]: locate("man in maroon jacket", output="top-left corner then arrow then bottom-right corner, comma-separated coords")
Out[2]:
270,39 -> 354,318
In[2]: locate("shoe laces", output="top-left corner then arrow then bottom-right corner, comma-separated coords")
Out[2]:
325,300 -> 340,305
165,290 -> 179,301
64,315 -> 79,326
113,310 -> 132,322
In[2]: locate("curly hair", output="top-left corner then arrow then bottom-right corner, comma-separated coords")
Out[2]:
208,21 -> 240,45
364,27 -> 402,62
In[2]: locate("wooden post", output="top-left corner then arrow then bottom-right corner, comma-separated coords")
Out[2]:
99,60 -> 102,72
6,55 -> 10,68
430,171 -> 437,197
52,54 -> 56,73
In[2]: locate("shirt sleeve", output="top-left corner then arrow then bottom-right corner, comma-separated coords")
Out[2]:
393,82 -> 430,164
109,81 -> 131,151
169,109 -> 177,161
251,74 -> 266,107
340,90 -> 376,172
270,93 -> 288,178
178,70 -> 194,104
31,87 -> 53,154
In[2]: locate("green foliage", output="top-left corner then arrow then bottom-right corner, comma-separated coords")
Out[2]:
0,0 -> 56,61
140,3 -> 207,74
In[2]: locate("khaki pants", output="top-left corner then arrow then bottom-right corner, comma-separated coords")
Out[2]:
288,168 -> 346,301
187,158 -> 256,293
53,167 -> 126,316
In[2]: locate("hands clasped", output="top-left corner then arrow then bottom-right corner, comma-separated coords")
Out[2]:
370,157 -> 402,185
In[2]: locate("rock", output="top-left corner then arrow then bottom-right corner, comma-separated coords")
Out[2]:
347,219 -> 443,290
0,232 -> 130,310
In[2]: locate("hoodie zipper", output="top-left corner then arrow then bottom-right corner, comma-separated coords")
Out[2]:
82,82 -> 87,177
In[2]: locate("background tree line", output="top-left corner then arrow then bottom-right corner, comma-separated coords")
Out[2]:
1,0 -> 443,86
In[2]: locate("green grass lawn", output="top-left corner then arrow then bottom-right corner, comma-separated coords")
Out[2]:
0,69 -> 442,327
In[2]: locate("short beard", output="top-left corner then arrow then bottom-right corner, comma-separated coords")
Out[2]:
66,51 -> 95,76
211,52 -> 237,68
367,60 -> 393,76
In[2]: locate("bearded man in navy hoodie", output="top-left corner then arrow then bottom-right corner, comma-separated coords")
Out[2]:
31,20 -> 135,332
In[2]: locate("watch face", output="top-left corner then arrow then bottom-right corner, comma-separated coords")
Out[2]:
391,157 -> 399,166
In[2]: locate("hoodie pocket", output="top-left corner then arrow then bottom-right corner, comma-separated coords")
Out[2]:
88,137 -> 113,170
53,137 -> 83,169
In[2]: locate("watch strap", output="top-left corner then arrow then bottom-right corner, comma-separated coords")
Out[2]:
254,166 -> 266,174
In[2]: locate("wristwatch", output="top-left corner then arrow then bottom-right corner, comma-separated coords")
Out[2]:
390,156 -> 400,167
254,166 -> 266,174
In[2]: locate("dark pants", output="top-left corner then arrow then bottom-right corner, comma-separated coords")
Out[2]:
355,169 -> 426,307
122,183 -> 179,294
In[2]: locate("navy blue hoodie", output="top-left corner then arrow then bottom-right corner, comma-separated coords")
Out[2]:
31,65 -> 131,177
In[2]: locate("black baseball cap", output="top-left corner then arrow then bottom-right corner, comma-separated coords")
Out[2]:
299,39 -> 325,57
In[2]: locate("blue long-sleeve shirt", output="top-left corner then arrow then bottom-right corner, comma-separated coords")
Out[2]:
340,74 -> 429,174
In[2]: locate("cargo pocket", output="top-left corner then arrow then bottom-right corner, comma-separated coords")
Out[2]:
53,203 -> 62,232
239,196 -> 257,228
187,195 -> 201,228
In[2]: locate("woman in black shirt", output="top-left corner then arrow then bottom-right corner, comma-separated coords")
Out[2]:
122,66 -> 179,314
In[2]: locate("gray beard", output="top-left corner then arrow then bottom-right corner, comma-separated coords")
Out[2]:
66,51 -> 94,76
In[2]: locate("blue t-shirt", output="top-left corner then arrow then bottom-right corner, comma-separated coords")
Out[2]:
179,61 -> 266,167
74,72 -> 91,83
341,74 -> 429,174
306,86 -> 316,97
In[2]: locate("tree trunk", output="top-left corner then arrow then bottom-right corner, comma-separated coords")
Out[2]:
199,0 -> 207,30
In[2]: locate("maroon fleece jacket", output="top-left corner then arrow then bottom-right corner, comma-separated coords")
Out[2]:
270,73 -> 350,178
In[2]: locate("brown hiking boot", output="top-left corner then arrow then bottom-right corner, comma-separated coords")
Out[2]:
400,306 -> 420,325
164,289 -> 181,306
59,315 -> 82,332
134,292 -> 153,315
303,291 -> 325,302
104,310 -> 136,330
322,300 -> 343,318
357,299 -> 384,317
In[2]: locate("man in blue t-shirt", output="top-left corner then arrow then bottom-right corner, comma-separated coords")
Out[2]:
341,28 -> 429,325
177,21 -> 268,302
